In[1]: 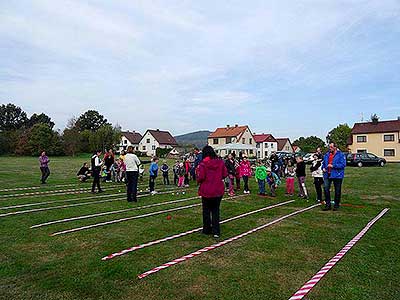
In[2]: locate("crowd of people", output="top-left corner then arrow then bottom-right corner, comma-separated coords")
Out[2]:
38,142 -> 346,237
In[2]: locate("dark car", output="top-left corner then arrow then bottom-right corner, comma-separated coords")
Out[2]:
346,152 -> 386,167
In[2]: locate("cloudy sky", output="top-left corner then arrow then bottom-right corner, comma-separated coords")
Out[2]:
1,0 -> 399,139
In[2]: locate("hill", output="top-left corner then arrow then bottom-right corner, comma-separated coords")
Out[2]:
174,130 -> 211,148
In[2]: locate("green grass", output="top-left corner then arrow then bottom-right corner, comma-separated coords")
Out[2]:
0,156 -> 399,300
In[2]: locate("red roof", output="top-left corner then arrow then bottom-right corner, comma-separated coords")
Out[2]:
253,134 -> 277,143
276,138 -> 293,151
351,120 -> 400,134
146,129 -> 178,146
209,125 -> 249,138
121,131 -> 142,144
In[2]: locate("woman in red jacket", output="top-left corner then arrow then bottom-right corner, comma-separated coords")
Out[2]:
196,145 -> 228,238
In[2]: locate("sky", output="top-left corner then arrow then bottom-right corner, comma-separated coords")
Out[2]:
0,0 -> 399,140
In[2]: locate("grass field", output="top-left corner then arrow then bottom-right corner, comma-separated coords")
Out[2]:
0,155 -> 399,300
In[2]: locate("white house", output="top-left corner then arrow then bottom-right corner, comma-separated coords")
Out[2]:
118,131 -> 142,153
139,129 -> 178,156
253,134 -> 278,159
276,138 -> 294,153
208,125 -> 255,156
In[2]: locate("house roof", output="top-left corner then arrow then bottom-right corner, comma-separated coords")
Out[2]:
145,129 -> 178,145
253,134 -> 277,143
209,125 -> 249,138
351,120 -> 400,134
121,131 -> 142,144
276,138 -> 292,151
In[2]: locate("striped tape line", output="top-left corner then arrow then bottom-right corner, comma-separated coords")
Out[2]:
137,204 -> 320,279
102,199 -> 294,261
288,207 -> 389,300
0,182 -> 132,192
31,196 -> 201,228
50,203 -> 202,236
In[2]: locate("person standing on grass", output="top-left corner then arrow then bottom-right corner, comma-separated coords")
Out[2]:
255,161 -> 268,196
196,145 -> 228,238
285,161 -> 295,196
39,151 -> 50,184
125,146 -> 141,202
149,157 -> 159,195
232,152 -> 242,191
310,153 -> 324,202
322,143 -> 346,211
225,154 -> 236,196
161,161 -> 170,185
239,155 -> 252,194
91,150 -> 103,193
192,147 -> 202,181
295,156 -> 309,199
104,149 -> 115,182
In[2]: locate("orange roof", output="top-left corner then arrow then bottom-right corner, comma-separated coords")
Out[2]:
209,125 -> 249,138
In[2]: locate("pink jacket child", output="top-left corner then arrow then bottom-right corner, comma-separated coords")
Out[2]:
196,157 -> 228,198
239,159 -> 252,193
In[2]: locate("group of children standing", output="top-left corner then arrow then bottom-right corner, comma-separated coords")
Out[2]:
224,153 -> 252,196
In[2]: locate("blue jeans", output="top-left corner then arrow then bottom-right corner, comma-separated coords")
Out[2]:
258,179 -> 266,194
324,177 -> 343,208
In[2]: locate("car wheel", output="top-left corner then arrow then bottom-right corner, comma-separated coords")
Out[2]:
380,161 -> 385,167
357,161 -> 363,167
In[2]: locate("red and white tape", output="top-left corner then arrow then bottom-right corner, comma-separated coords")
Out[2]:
31,196 -> 201,228
137,204 -> 320,279
102,199 -> 294,261
50,203 -> 202,236
0,188 -> 92,199
288,207 -> 389,300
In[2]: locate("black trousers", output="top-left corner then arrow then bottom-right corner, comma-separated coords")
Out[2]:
126,171 -> 139,202
163,174 -> 170,185
184,174 -> 189,185
40,167 -> 50,183
91,171 -> 102,192
202,196 -> 222,235
105,165 -> 112,181
173,173 -> 178,185
324,178 -> 343,208
313,177 -> 324,201
243,176 -> 249,191
149,175 -> 156,192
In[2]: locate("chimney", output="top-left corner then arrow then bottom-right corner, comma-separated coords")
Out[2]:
227,125 -> 230,128
398,116 -> 400,121
156,128 -> 160,131
235,124 -> 238,127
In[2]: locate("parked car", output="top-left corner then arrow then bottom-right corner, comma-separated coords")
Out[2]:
303,153 -> 315,164
346,152 -> 386,167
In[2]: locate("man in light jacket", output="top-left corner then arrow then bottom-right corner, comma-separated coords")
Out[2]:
125,146 -> 141,202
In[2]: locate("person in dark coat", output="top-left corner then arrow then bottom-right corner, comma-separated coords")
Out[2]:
196,145 -> 228,238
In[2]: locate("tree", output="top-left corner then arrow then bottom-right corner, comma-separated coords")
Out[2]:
27,113 -> 55,129
88,124 -> 121,153
76,110 -> 108,132
0,103 -> 28,131
326,124 -> 352,151
63,118 -> 81,156
293,136 -> 326,153
27,123 -> 56,156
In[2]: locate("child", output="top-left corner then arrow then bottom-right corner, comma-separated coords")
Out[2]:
184,159 -> 191,187
225,154 -> 236,196
177,162 -> 186,187
239,156 -> 252,194
173,160 -> 180,185
285,162 -> 295,196
310,154 -> 323,202
255,161 -> 267,196
161,161 -> 170,185
295,156 -> 308,199
266,169 -> 281,197
232,153 -> 241,190
117,158 -> 126,183
149,157 -> 159,195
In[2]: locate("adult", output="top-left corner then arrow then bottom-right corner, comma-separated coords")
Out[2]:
315,147 -> 323,160
196,145 -> 228,238
39,151 -> 50,184
149,157 -> 159,195
310,154 -> 323,202
192,147 -> 203,180
104,149 -> 115,182
125,146 -> 141,202
91,150 -> 103,193
322,143 -> 346,211
77,162 -> 91,182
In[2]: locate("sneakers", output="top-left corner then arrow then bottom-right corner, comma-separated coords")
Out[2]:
228,192 -> 235,197
213,234 -> 220,238
243,190 -> 250,194
150,191 -> 158,195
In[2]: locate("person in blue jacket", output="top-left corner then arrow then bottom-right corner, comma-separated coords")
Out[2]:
322,142 -> 346,211
149,157 -> 159,195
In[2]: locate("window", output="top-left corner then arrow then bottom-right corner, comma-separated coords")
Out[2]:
384,149 -> 395,156
265,151 -> 269,156
226,137 -> 232,144
357,136 -> 367,143
265,143 -> 269,148
213,138 -> 218,145
357,149 -> 367,153
367,153 -> 377,159
271,143 -> 274,147
146,138 -> 151,143
142,146 -> 146,150
249,138 -> 252,144
152,145 -> 156,150
249,149 -> 253,154
384,134 -> 395,142
256,143 -> 260,148
242,138 -> 245,144
124,140 -> 127,144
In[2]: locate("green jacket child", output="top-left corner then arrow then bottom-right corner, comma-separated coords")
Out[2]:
255,165 -> 268,181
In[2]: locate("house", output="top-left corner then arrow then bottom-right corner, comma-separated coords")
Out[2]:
253,134 -> 278,159
208,125 -> 255,156
293,145 -> 302,153
347,118 -> 400,162
139,129 -> 178,156
118,131 -> 142,153
276,138 -> 294,153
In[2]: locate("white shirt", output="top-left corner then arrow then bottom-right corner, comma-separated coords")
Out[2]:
125,153 -> 141,171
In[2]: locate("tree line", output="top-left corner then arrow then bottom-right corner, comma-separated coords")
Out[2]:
0,103 -> 121,156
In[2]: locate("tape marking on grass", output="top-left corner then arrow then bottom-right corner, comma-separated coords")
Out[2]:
102,199 -> 295,261
137,204 -> 320,279
288,207 -> 389,300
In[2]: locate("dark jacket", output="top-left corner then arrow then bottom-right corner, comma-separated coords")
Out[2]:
196,157 -> 228,198
225,159 -> 236,176
296,161 -> 306,177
